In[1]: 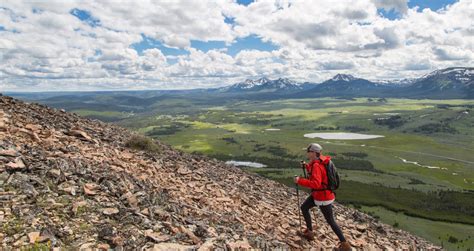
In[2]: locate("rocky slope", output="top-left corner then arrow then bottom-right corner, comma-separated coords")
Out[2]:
0,94 -> 440,250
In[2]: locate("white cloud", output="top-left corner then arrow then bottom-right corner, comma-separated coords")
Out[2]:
433,46 -> 472,61
372,0 -> 409,14
0,0 -> 473,91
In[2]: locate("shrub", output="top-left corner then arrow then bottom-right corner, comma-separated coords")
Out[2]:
333,159 -> 379,172
343,126 -> 368,132
374,115 -> 406,129
408,178 -> 426,185
253,144 -> 266,151
125,135 -> 160,153
341,152 -> 368,158
314,126 -> 339,131
448,236 -> 459,243
222,137 -> 238,144
146,122 -> 189,136
414,123 -> 458,134
267,145 -> 296,158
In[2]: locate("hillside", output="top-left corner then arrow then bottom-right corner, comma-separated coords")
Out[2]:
0,94 -> 440,250
401,67 -> 474,99
298,74 -> 390,98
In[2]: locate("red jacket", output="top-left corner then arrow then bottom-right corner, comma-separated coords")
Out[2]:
297,155 -> 335,201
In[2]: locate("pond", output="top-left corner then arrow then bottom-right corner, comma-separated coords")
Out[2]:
225,160 -> 267,168
373,113 -> 400,116
303,132 -> 384,140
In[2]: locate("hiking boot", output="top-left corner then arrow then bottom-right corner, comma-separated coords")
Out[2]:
297,229 -> 315,241
337,241 -> 352,251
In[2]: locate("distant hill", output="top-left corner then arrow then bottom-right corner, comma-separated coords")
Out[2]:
295,74 -> 390,98
399,67 -> 474,99
217,77 -> 314,93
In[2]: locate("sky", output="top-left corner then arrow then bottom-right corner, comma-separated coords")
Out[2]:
0,0 -> 473,92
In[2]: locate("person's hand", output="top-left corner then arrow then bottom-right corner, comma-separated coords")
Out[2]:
294,176 -> 300,183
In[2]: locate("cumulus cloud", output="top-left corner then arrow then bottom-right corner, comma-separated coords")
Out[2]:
372,0 -> 409,14
433,46 -> 472,61
0,0 -> 473,91
320,60 -> 355,70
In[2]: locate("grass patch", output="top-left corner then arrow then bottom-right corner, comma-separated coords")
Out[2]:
358,205 -> 474,251
340,152 -> 368,158
332,158 -> 380,172
19,242 -> 52,251
2,216 -> 24,236
337,180 -> 474,225
71,109 -> 130,122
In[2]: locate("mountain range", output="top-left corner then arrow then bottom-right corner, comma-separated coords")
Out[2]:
218,67 -> 474,99
3,67 -> 472,112
217,77 -> 312,93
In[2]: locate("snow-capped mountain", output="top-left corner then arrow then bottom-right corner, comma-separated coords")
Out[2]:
421,67 -> 474,84
297,73 -> 389,97
234,77 -> 272,89
219,77 -> 309,93
217,67 -> 473,99
329,74 -> 356,82
376,78 -> 417,86
402,67 -> 474,98
375,68 -> 473,88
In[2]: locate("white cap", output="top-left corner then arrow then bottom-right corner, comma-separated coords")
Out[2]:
306,143 -> 323,153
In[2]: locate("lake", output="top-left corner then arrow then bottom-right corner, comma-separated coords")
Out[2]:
303,132 -> 385,140
225,160 -> 267,168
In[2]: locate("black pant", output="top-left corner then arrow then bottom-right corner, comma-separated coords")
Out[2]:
301,195 -> 346,242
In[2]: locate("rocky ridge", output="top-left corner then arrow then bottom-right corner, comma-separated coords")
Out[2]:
0,94 -> 440,250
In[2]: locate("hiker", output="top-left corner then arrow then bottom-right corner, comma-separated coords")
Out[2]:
294,143 -> 351,250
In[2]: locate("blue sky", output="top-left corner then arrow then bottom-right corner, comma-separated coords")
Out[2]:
380,0 -> 458,19
130,0 -> 460,62
0,0 -> 471,91
407,0 -> 458,10
70,8 -> 101,27
131,35 -> 278,57
43,0 -> 463,60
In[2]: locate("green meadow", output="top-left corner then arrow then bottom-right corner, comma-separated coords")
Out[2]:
358,205 -> 474,251
86,97 -> 474,248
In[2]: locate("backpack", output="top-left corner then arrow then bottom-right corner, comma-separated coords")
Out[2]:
310,159 -> 340,192
324,160 -> 340,191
